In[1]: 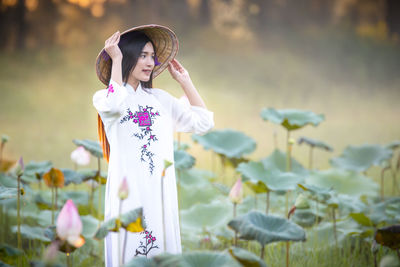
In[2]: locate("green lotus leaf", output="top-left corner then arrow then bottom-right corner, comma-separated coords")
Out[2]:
0,186 -> 18,200
60,191 -> 89,206
61,169 -> 86,185
297,183 -> 332,203
306,169 -> 378,197
261,150 -> 308,176
349,213 -> 373,227
260,108 -> 325,131
385,140 -> 400,150
125,251 -> 241,267
0,173 -> 17,188
34,192 -> 63,210
330,144 -> 393,172
178,169 -> 216,188
174,150 -> 195,170
386,202 -> 400,222
292,209 -> 320,228
297,137 -> 333,151
0,243 -> 23,257
94,207 -> 144,240
81,215 -> 100,238
238,161 -> 304,192
228,211 -> 306,246
174,141 -> 190,151
11,225 -> 51,242
369,198 -> 400,225
73,139 -> 103,158
336,194 -> 368,214
181,200 -> 232,233
22,160 -> 52,183
375,225 -> 400,250
212,183 -> 230,196
228,247 -> 268,267
192,129 -> 256,159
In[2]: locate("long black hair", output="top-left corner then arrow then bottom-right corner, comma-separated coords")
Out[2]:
118,31 -> 156,89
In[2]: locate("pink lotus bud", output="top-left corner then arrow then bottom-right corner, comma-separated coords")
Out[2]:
70,146 -> 90,166
43,241 -> 59,262
229,177 -> 243,204
56,200 -> 83,247
118,177 -> 129,200
15,156 -> 24,176
179,95 -> 190,108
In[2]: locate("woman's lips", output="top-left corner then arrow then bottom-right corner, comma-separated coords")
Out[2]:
143,70 -> 152,75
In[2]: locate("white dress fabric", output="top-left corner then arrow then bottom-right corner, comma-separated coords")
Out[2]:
92,79 -> 214,266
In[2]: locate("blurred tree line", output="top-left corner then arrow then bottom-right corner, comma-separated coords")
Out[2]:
0,0 -> 399,51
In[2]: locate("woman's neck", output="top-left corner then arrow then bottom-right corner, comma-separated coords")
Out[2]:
126,78 -> 140,91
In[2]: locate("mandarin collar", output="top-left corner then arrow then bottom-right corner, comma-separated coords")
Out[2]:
124,82 -> 143,95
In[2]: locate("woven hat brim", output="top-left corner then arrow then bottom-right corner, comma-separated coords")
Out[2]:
95,24 -> 179,86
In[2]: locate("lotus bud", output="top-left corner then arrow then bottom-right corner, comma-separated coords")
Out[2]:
1,134 -> 9,144
288,138 -> 295,145
56,200 -> 84,248
229,177 -> 243,204
15,156 -> 24,176
70,146 -> 91,166
43,241 -> 59,262
118,177 -> 129,200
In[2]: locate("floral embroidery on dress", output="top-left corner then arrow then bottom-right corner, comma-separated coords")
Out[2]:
120,105 -> 160,174
106,84 -> 114,97
134,229 -> 159,257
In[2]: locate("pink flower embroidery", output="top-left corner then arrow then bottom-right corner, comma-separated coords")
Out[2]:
152,237 -> 156,241
106,84 -> 114,97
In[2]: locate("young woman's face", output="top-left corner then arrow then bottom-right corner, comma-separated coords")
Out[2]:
130,42 -> 155,83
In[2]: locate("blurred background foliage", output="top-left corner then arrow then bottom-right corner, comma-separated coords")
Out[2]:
0,0 -> 399,172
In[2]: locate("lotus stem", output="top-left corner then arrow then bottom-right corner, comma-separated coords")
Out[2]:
391,166 -> 399,195
66,246 -> 71,267
309,146 -> 314,170
0,141 -> 4,166
55,187 -> 58,210
233,203 -> 238,246
260,244 -> 265,259
273,131 -> 278,150
332,207 -> 338,247
266,191 -> 270,214
254,193 -> 257,209
221,156 -> 226,184
286,130 -> 291,172
286,242 -> 290,267
17,173 -> 22,267
51,187 -> 54,225
90,180 -> 95,215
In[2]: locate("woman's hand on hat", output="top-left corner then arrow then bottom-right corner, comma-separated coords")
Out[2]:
104,31 -> 122,61
168,59 -> 190,85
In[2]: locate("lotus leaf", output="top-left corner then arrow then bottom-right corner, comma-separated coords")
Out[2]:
349,213 -> 373,227
180,200 -> 232,232
192,129 -> 256,159
228,211 -> 306,246
330,144 -> 393,172
260,108 -> 324,131
297,183 -> 332,203
261,150 -> 308,176
0,173 -> 17,188
238,161 -> 304,192
61,169 -> 86,185
174,150 -> 195,170
212,182 -> 230,196
73,139 -> 103,158
81,215 -> 100,238
125,251 -> 241,267
297,137 -> 333,151
60,191 -> 89,206
306,169 -> 378,197
228,247 -> 268,267
385,140 -> 400,150
0,186 -> 18,200
22,160 -> 52,182
369,198 -> 400,225
11,225 -> 51,242
0,243 -> 22,257
94,207 -> 144,239
174,141 -> 190,151
178,169 -> 216,188
375,225 -> 400,250
292,209 -> 319,228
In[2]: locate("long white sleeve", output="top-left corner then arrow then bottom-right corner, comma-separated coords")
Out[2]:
152,89 -> 214,135
92,79 -> 129,124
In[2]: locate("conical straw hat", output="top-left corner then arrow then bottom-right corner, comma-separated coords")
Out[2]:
95,24 -> 179,86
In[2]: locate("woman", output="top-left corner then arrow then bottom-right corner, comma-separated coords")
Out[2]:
93,25 -> 214,266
